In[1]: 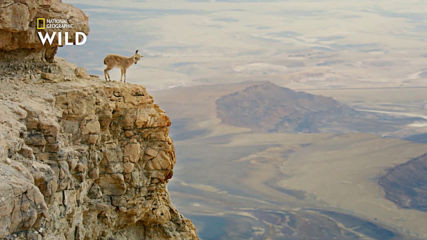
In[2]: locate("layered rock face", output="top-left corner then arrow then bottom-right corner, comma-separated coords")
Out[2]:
0,60 -> 198,239
0,0 -> 89,62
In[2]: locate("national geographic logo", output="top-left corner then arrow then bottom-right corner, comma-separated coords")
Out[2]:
37,18 -> 45,29
36,18 -> 86,46
37,18 -> 73,29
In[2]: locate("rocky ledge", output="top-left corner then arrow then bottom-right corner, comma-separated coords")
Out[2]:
0,60 -> 198,239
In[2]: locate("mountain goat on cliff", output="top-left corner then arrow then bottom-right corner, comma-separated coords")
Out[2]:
104,49 -> 143,82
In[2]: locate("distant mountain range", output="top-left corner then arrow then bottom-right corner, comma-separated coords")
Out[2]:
216,82 -> 418,133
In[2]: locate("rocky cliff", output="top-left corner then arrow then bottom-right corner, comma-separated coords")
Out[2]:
0,1 -> 198,239
0,59 -> 198,239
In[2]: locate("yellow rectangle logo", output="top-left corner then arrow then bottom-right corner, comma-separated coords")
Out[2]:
37,18 -> 45,30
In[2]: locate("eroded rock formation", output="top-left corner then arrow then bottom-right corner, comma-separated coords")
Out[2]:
0,61 -> 198,239
0,0 -> 89,62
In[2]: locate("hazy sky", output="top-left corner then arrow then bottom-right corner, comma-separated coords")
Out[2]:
60,0 -> 427,90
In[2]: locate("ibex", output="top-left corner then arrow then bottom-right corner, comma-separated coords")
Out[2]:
104,49 -> 143,82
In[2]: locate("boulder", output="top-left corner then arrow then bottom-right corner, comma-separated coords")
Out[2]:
0,0 -> 89,62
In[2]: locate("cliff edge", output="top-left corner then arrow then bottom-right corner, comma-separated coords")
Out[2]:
0,60 -> 198,239
0,1 -> 198,239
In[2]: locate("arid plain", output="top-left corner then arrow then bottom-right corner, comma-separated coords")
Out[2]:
153,83 -> 427,239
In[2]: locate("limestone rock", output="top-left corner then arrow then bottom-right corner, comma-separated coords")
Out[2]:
29,161 -> 57,201
0,68 -> 198,239
81,116 -> 101,135
123,162 -> 135,173
0,163 -> 48,237
124,142 -> 141,163
41,72 -> 56,81
74,67 -> 89,79
98,174 -> 126,196
0,0 -> 89,62
145,147 -> 158,159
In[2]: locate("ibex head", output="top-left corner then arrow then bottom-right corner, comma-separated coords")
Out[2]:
134,49 -> 143,64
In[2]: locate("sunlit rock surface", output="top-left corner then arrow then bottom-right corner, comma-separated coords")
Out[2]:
0,0 -> 89,62
0,59 -> 198,239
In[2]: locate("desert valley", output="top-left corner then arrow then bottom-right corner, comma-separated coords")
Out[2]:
154,82 -> 427,239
